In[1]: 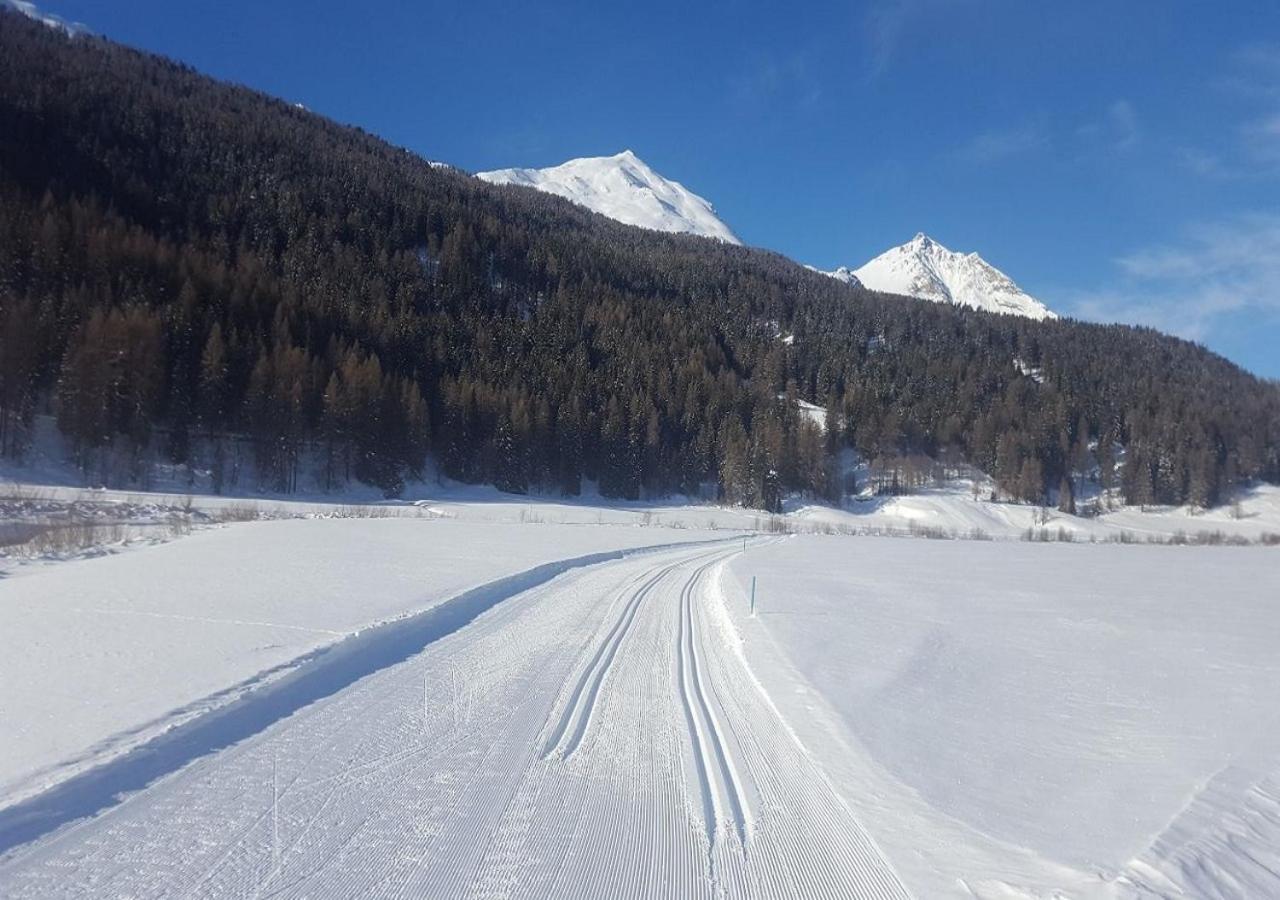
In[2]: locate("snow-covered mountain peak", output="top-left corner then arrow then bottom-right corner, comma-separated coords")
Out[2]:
826,266 -> 862,286
823,234 -> 1056,320
1,0 -> 87,35
476,151 -> 740,245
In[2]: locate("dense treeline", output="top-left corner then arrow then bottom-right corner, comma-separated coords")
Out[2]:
1,13 -> 1277,508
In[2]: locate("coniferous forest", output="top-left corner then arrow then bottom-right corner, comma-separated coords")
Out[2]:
1,12 -> 1278,509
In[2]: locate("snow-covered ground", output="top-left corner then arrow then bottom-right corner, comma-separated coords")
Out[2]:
1,541 -> 912,898
786,481 -> 1280,544
719,537 -> 1280,898
7,475 -> 1279,567
0,519 -> 725,810
3,520 -> 1275,897
3,452 -> 1280,897
0,488 -> 1277,895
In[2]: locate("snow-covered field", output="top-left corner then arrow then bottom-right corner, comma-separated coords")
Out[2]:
720,538 -> 1280,897
786,480 -> 1280,544
2,475 -> 1279,897
0,518 -> 725,809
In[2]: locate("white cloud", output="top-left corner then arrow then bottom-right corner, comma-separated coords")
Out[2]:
1183,43 -> 1280,179
864,0 -> 970,77
1107,100 -> 1140,151
1076,100 -> 1140,155
1068,213 -> 1280,342
729,51 -> 822,113
1220,43 -> 1280,100
1241,111 -> 1280,166
956,121 -> 1048,164
1176,147 -> 1230,178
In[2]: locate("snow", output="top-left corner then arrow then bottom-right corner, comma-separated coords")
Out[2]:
0,541 -> 910,897
825,265 -> 862,286
0,0 -> 86,35
0,519 -> 724,810
477,150 -> 741,244
719,536 -> 1280,898
0,480 -> 1278,895
823,233 -> 1056,320
784,481 -> 1280,544
796,398 -> 827,430
1013,355 -> 1046,383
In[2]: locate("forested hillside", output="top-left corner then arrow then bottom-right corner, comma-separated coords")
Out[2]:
1,12 -> 1277,508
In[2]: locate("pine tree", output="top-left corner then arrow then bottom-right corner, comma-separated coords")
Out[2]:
1057,474 -> 1075,514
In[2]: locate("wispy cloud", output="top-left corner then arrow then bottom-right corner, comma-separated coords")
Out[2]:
1218,42 -> 1280,100
1182,43 -> 1280,178
956,121 -> 1049,164
1176,147 -> 1230,178
1241,111 -> 1280,166
865,0 -> 915,76
863,0 -> 971,77
1076,99 -> 1140,155
1106,99 -> 1140,151
1068,213 -> 1280,343
729,51 -> 822,113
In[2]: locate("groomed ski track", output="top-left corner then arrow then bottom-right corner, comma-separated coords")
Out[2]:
0,542 -> 909,898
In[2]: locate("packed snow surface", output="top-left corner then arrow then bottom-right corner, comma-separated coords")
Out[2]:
829,233 -> 1056,320
0,519 -> 722,808
721,538 -> 1280,897
477,150 -> 740,244
0,541 -> 910,898
1,486 -> 1278,897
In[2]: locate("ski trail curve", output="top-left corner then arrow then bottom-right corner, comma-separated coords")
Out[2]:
0,540 -> 913,899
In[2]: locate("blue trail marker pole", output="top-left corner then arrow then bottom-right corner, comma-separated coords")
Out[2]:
750,576 -> 756,616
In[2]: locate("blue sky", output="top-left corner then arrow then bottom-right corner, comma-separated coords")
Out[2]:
23,0 -> 1280,378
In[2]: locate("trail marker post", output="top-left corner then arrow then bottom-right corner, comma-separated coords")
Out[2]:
272,753 -> 280,873
750,576 -> 756,617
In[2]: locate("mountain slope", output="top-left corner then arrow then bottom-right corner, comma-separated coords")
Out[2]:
477,150 -> 740,244
828,234 -> 1055,320
0,10 -> 1276,511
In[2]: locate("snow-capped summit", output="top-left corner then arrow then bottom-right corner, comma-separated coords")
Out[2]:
824,266 -> 862,287
1,0 -> 87,35
826,233 -> 1056,320
476,150 -> 740,244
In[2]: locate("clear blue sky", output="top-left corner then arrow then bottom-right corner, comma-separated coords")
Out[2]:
29,0 -> 1280,378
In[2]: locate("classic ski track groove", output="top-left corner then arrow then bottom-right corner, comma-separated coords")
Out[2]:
677,553 -> 753,853
541,560 -> 682,760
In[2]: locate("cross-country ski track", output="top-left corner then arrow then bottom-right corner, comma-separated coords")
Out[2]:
0,541 -> 910,898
